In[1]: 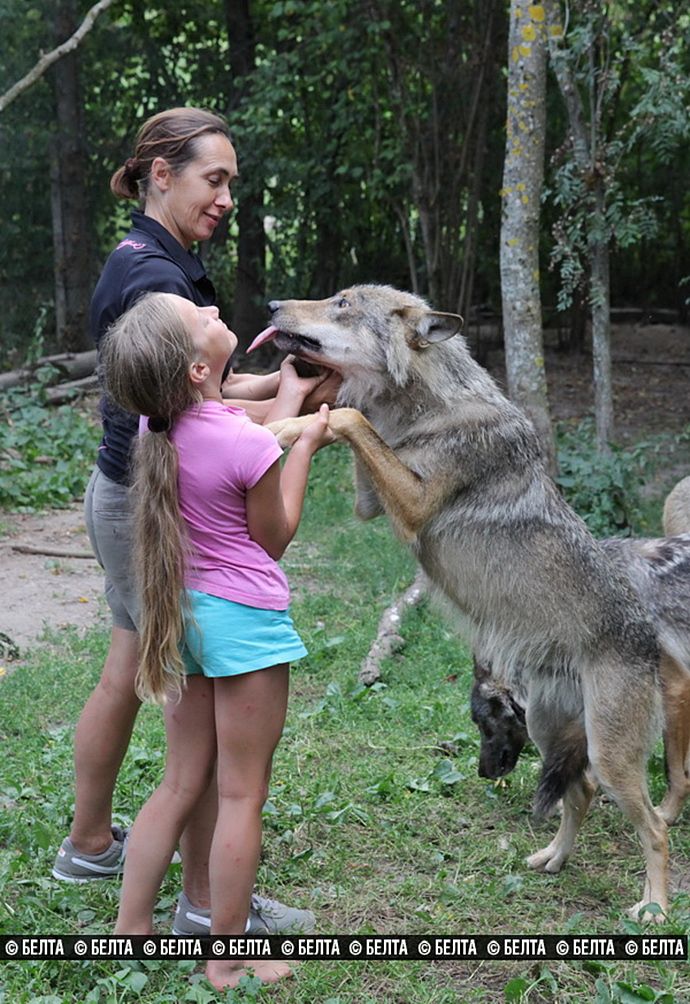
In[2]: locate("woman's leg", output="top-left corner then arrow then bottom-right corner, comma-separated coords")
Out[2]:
68,627 -> 141,853
205,664 -> 292,990
115,676 -> 216,934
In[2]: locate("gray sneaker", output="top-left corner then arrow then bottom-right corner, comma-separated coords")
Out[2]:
52,826 -> 128,883
172,890 -> 316,935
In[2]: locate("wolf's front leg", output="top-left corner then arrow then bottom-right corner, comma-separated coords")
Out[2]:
327,408 -> 450,542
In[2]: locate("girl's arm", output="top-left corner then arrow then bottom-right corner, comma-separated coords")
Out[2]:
224,358 -> 340,425
246,405 -> 334,560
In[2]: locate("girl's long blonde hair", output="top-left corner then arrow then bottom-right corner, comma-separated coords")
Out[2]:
101,293 -> 201,703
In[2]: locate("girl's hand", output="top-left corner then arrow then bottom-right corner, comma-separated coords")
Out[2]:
265,357 -> 329,423
276,356 -> 327,406
292,404 -> 336,453
300,367 -> 342,413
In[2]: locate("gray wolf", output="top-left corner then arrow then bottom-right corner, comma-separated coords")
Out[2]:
261,283 -> 687,918
471,532 -> 690,830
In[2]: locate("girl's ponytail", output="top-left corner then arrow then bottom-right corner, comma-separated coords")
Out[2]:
131,429 -> 188,703
101,293 -> 201,704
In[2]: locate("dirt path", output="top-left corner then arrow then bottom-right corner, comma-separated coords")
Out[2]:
0,505 -> 107,657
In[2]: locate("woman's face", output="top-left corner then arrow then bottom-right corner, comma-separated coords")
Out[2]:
149,133 -> 238,249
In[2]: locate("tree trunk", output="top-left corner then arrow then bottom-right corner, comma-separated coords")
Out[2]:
590,181 -> 614,451
500,1 -> 556,475
545,0 -> 615,450
50,0 -> 94,352
225,0 -> 267,356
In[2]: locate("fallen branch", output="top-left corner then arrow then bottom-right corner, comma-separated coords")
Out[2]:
359,570 -> 427,685
11,544 -> 95,559
0,0 -> 117,113
44,374 -> 99,405
0,350 -> 97,392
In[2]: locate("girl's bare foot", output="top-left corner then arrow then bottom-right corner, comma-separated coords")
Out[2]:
206,959 -> 293,990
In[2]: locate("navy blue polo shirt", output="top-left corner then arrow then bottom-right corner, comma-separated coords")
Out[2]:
90,212 -> 217,483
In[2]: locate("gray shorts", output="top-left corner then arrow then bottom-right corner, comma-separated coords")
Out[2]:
84,466 -> 140,632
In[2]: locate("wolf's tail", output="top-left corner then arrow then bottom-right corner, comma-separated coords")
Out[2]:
533,721 -> 589,818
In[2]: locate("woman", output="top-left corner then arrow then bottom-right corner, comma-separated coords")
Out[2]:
52,107 -> 322,936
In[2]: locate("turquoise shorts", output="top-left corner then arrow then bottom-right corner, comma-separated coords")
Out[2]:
181,590 -> 307,678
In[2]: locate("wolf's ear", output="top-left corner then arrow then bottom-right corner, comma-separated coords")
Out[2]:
398,307 -> 463,348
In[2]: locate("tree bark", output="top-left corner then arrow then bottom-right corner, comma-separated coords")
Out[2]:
50,0 -> 94,353
590,182 -> 614,451
500,1 -> 557,475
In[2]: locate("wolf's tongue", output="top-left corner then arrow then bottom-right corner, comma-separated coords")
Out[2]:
246,325 -> 278,354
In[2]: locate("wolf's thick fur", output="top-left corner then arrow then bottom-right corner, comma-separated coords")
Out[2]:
266,284 -> 681,917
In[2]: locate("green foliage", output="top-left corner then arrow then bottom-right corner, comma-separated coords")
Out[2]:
0,389 -> 100,511
545,3 -> 690,313
555,419 -> 652,536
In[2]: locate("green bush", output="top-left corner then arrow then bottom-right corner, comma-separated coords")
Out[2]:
0,388 -> 100,511
555,419 -> 652,536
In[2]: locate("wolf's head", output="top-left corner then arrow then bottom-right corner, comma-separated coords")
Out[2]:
248,284 -> 463,389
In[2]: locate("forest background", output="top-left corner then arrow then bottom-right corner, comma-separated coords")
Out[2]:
2,0 -> 690,438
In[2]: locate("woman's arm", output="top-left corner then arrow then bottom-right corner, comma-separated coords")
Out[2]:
222,370 -> 281,401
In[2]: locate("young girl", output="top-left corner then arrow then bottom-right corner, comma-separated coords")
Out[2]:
102,291 -> 333,989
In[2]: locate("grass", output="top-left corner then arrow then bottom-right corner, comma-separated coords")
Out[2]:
1,444 -> 690,1003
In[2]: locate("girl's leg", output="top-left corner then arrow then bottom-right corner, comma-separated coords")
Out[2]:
115,676 -> 216,934
206,664 -> 292,990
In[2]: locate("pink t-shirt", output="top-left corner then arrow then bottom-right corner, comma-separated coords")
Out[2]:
168,401 -> 288,610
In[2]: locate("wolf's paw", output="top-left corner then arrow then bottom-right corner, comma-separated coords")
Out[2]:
526,843 -> 568,874
628,899 -> 667,924
266,416 -> 309,448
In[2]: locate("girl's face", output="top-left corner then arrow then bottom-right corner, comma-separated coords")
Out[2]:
175,297 -> 238,368
148,133 -> 238,249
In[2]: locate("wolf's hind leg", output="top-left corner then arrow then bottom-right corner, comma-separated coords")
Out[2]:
658,652 -> 690,826
584,671 -> 669,921
526,772 -> 595,873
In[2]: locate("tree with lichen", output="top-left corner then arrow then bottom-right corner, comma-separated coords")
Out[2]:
500,1 -> 556,474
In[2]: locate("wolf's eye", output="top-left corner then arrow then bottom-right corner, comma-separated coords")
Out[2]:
337,297 -> 349,308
